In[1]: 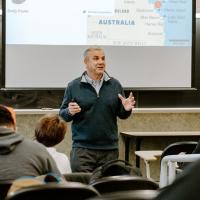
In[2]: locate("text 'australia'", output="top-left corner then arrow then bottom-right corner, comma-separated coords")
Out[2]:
99,19 -> 135,25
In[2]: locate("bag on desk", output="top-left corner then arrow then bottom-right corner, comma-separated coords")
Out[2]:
89,159 -> 141,184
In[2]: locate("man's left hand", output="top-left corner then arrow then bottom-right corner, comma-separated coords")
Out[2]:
118,92 -> 136,111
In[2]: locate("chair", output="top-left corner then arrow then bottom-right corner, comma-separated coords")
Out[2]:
86,190 -> 159,200
5,182 -> 100,200
135,141 -> 197,179
86,190 -> 158,200
160,141 -> 198,162
64,172 -> 92,184
159,141 -> 198,187
90,175 -> 159,195
159,154 -> 200,188
160,141 -> 197,172
0,181 -> 12,200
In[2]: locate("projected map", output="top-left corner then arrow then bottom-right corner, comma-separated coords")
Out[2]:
6,0 -> 192,46
87,0 -> 192,46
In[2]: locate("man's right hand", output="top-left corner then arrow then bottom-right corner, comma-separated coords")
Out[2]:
68,102 -> 81,116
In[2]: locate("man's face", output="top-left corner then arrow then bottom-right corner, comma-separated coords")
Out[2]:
84,49 -> 106,78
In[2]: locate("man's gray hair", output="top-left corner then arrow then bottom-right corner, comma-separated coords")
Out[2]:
83,47 -> 104,59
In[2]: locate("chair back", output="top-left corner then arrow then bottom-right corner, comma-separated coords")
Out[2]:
90,175 -> 159,194
87,190 -> 159,200
5,182 -> 99,200
0,181 -> 12,200
64,172 -> 92,184
159,154 -> 200,187
160,141 -> 198,162
90,159 -> 141,184
159,141 -> 198,187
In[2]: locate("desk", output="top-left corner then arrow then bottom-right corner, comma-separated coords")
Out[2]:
135,150 -> 163,161
120,131 -> 200,168
135,150 -> 163,179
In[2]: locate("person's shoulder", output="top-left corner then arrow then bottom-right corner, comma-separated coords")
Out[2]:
67,77 -> 82,87
108,77 -> 122,86
16,138 -> 53,159
21,139 -> 48,152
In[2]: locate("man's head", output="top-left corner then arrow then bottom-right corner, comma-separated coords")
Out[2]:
34,114 -> 67,147
0,105 -> 16,131
83,47 -> 106,80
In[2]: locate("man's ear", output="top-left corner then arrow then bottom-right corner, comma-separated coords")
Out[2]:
84,57 -> 88,65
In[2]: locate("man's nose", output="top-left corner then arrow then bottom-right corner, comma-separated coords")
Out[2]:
98,59 -> 105,63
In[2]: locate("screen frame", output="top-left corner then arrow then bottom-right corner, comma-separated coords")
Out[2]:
1,0 -> 198,91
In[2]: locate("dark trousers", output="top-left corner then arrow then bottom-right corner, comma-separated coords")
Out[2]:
70,147 -> 119,172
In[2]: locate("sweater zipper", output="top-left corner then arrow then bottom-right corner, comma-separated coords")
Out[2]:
87,82 -> 100,98
97,82 -> 105,98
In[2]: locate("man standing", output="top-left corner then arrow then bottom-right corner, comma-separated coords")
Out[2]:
59,47 -> 135,172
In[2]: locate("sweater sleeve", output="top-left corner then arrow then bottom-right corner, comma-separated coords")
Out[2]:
116,84 -> 132,119
59,84 -> 73,122
117,105 -> 132,119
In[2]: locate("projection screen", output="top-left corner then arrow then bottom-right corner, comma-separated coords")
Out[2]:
4,0 -> 195,89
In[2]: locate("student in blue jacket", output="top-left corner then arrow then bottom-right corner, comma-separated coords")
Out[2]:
59,47 -> 135,172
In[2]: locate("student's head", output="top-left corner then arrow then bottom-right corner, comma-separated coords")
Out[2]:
0,104 -> 16,131
83,47 -> 106,79
34,114 -> 67,147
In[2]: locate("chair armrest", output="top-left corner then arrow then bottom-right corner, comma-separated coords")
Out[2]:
160,154 -> 200,188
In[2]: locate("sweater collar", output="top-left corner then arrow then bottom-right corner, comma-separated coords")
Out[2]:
81,71 -> 110,83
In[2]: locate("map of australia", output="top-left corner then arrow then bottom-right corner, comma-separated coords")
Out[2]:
87,0 -> 192,46
6,0 -> 192,46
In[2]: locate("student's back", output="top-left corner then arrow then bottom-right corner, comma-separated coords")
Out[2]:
0,105 -> 60,181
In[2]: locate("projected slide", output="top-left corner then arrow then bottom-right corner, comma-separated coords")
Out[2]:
4,0 -> 194,88
6,0 -> 192,46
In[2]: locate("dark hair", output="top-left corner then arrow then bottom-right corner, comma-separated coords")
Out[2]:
34,114 -> 67,147
0,104 -> 15,127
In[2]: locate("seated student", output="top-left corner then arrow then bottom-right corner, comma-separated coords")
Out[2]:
0,105 -> 61,181
34,114 -> 71,174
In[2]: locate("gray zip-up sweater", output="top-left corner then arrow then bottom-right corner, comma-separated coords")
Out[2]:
0,127 -> 60,181
59,73 -> 132,149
